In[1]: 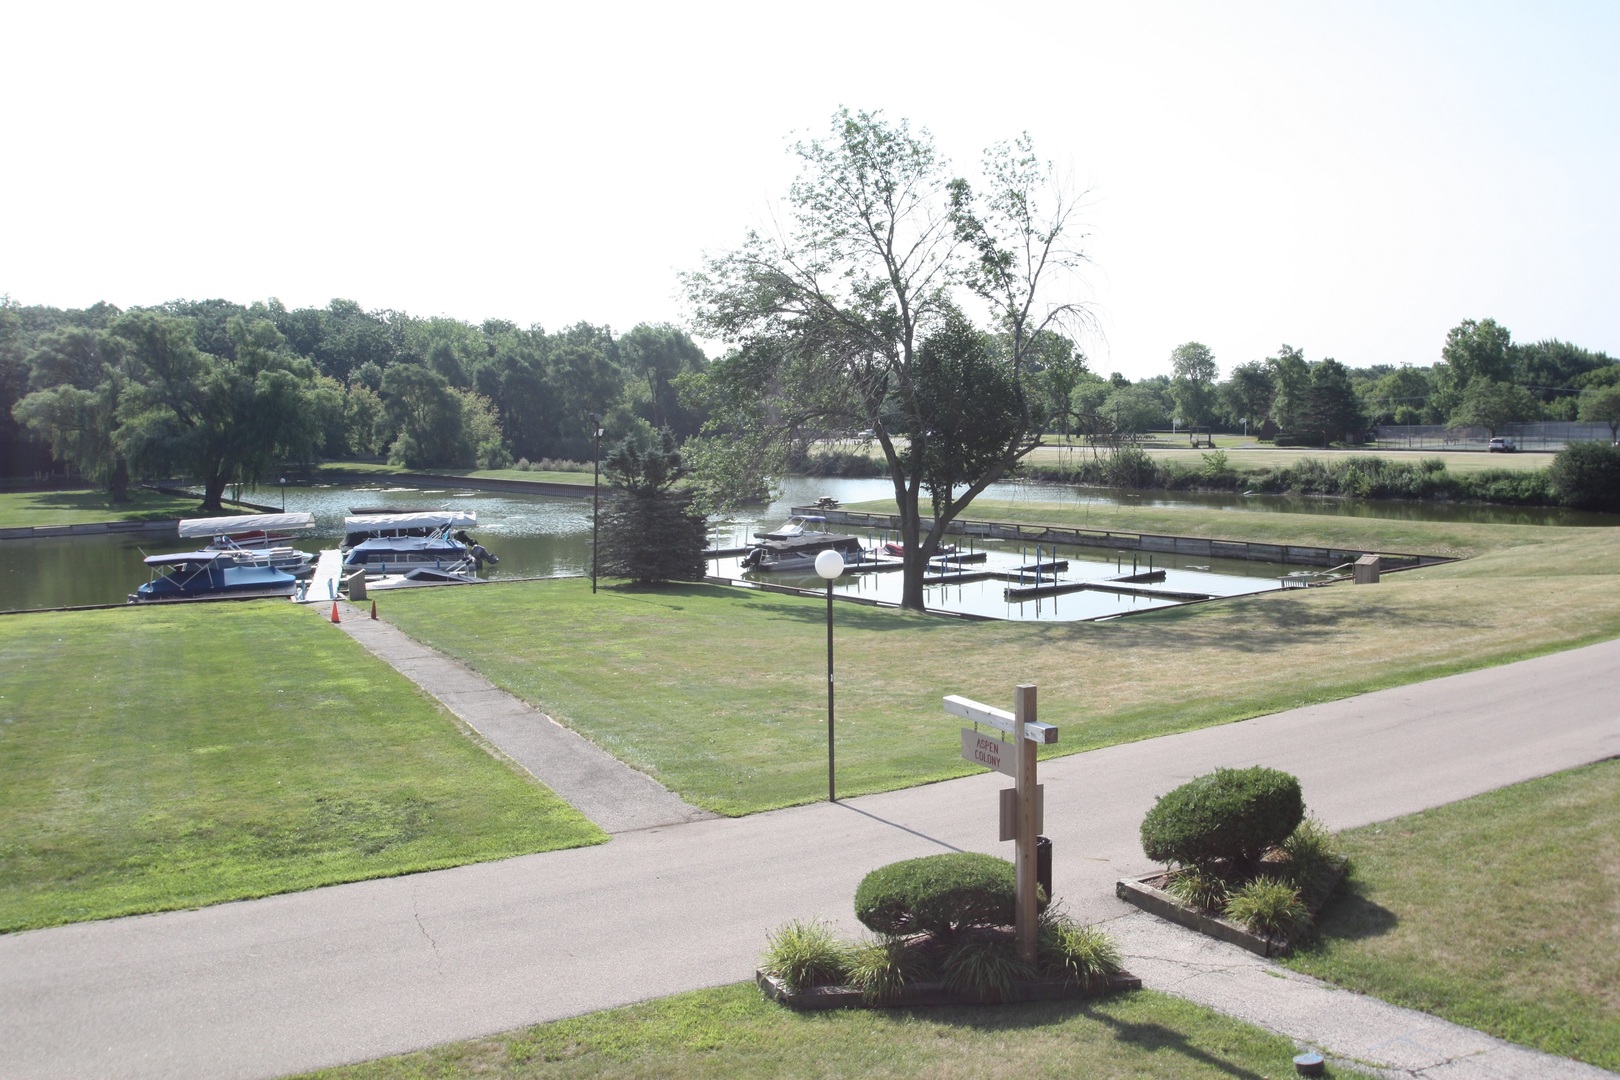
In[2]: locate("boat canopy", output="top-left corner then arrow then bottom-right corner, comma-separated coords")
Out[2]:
145,550 -> 232,566
343,511 -> 477,531
178,512 -> 316,538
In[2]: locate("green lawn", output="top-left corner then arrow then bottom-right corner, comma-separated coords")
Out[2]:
375,501 -> 1620,815
0,488 -> 257,529
301,982 -> 1375,1080
1286,759 -> 1620,1071
0,603 -> 605,932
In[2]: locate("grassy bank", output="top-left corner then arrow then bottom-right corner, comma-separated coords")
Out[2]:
1286,758 -> 1620,1071
301,982 -> 1373,1080
0,604 -> 605,932
0,488 -> 255,529
377,501 -> 1620,815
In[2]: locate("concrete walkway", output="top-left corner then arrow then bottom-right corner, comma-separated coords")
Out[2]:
1,628 -> 1615,1079
330,600 -> 714,833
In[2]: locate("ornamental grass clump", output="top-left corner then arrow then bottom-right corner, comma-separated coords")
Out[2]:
845,934 -> 933,1004
940,932 -> 1035,1002
1224,876 -> 1310,939
1140,766 -> 1305,877
1278,816 -> 1345,907
1038,910 -> 1124,990
760,918 -> 849,992
1165,866 -> 1230,913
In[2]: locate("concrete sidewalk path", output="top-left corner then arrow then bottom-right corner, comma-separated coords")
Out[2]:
1,636 -> 1616,1079
1109,911 -> 1614,1079
329,600 -> 715,833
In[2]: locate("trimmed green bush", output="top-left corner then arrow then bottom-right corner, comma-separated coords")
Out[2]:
854,852 -> 1022,939
1140,767 -> 1305,876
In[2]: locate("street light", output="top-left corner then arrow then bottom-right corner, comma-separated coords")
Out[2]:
278,476 -> 286,512
814,548 -> 845,802
591,417 -> 604,594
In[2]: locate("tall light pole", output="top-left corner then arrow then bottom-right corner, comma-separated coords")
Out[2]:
591,417 -> 603,594
814,548 -> 845,802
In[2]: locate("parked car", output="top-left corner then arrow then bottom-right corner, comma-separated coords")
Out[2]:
1488,436 -> 1517,452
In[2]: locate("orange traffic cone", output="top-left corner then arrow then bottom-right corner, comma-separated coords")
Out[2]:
369,600 -> 377,620
330,601 -> 341,624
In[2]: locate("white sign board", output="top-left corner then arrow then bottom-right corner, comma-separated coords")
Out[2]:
944,695 -> 1059,743
961,728 -> 1017,777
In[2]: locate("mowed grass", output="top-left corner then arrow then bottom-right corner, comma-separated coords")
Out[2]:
300,982 -> 1377,1080
1286,759 -> 1620,1070
0,488 -> 252,528
0,603 -> 605,932
376,501 -> 1620,815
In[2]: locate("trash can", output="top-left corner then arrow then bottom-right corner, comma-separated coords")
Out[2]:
1036,835 -> 1052,901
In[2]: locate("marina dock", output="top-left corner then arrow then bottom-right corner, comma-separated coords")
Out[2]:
300,549 -> 346,605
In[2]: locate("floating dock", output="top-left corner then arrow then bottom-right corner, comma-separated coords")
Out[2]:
299,549 -> 346,605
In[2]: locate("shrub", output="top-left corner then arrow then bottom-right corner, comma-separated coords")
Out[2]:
1038,912 -> 1123,989
1279,817 -> 1345,907
1140,767 -> 1305,876
1548,441 -> 1620,511
854,852 -> 1021,939
940,932 -> 1034,1002
1165,866 -> 1230,912
759,919 -> 848,992
1223,876 -> 1310,939
845,935 -> 932,1003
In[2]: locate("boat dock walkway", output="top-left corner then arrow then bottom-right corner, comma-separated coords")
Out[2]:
299,548 -> 346,605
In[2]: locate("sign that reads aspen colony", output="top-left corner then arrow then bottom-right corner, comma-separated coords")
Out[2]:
961,728 -> 1017,777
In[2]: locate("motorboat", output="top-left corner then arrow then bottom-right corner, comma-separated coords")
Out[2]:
129,551 -> 298,603
366,559 -> 485,591
178,512 -> 317,576
739,515 -> 865,573
341,511 -> 497,575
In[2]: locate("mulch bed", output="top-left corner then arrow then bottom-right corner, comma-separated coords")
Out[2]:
756,969 -> 1142,1011
1116,857 -> 1348,957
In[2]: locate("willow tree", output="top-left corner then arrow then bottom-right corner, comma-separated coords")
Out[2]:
684,109 -> 1090,611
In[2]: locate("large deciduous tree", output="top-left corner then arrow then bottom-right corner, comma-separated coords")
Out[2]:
1168,342 -> 1218,429
1449,378 -> 1537,437
684,109 -> 1090,611
1578,384 -> 1620,442
1441,318 -> 1515,389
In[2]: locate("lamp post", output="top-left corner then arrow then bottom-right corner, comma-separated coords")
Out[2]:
279,475 -> 286,512
591,417 -> 604,594
813,548 -> 845,802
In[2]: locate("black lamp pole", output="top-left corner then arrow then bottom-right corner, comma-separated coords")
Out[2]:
826,576 -> 835,801
591,419 -> 602,594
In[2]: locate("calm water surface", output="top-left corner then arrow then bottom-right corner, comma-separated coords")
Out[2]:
3,476 -> 1611,616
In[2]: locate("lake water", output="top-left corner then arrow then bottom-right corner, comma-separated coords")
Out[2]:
3,476 -> 1610,617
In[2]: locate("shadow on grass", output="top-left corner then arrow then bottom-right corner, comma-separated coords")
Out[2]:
881,998 -> 1271,1080
1301,877 -> 1399,946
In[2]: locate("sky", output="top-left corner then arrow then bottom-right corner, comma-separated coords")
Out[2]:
4,1 -> 1617,381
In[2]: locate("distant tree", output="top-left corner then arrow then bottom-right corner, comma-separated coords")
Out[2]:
1441,318 -> 1515,389
1104,381 -> 1169,438
381,363 -> 468,468
1168,342 -> 1218,429
12,378 -> 131,499
1266,345 -> 1310,431
115,313 -> 317,511
1449,379 -> 1537,437
619,323 -> 708,437
1578,384 -> 1620,442
1024,330 -> 1087,437
597,429 -> 708,584
1218,361 -> 1274,433
1547,442 -> 1620,512
1361,365 -> 1434,426
1301,358 -> 1365,443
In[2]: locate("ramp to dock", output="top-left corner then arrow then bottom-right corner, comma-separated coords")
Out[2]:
299,549 -> 346,604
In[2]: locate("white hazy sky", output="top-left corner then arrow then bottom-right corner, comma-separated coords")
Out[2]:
4,1 -> 1616,381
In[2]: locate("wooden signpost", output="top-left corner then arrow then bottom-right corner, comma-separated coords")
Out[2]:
944,683 -> 1056,964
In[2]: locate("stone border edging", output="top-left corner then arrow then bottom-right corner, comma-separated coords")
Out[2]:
1115,857 -> 1349,958
0,519 -> 178,541
755,968 -> 1142,1010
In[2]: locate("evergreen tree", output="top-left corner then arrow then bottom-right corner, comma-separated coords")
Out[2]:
597,430 -> 708,585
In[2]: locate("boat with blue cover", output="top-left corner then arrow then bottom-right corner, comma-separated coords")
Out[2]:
341,511 -> 498,575
129,551 -> 299,603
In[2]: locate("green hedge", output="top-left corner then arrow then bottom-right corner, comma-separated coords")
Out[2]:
854,852 -> 1023,938
1140,767 -> 1304,876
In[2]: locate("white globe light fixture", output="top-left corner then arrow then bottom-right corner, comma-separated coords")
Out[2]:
814,548 -> 844,801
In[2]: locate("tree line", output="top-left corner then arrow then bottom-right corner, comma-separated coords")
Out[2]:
1,295 -> 710,509
1071,320 -> 1619,447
